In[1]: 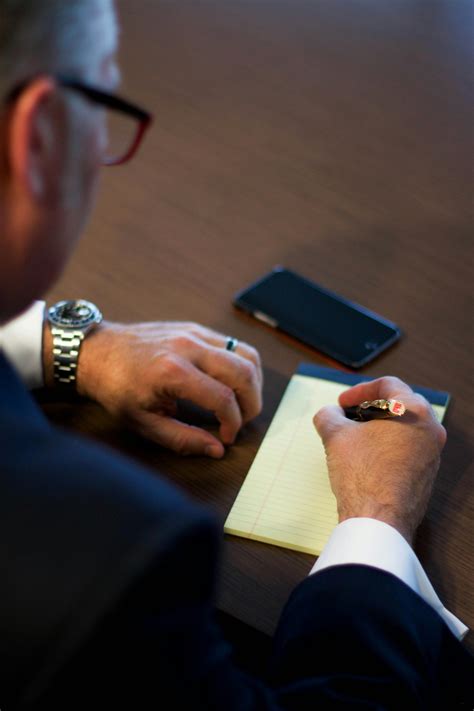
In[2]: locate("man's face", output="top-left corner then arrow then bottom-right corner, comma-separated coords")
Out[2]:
0,0 -> 120,322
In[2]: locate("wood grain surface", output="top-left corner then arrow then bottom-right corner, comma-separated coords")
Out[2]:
43,1 -> 474,648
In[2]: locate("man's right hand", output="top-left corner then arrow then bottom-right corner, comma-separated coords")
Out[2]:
313,376 -> 447,545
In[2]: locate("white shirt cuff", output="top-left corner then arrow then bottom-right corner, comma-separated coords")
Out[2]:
0,301 -> 45,388
310,518 -> 468,640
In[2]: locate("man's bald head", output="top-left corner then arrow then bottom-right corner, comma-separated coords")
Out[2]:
0,0 -> 120,324
0,0 -> 118,99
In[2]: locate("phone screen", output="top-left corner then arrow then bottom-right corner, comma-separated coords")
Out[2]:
233,267 -> 401,368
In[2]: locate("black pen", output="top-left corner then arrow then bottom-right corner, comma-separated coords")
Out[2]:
344,399 -> 406,422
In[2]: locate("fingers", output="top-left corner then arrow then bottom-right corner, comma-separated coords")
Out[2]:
158,354 -> 243,445
169,323 -> 264,390
126,323 -> 263,450
157,330 -> 263,426
194,327 -> 263,388
133,410 -> 225,458
338,376 -> 414,408
194,347 -> 262,424
336,376 -> 446,449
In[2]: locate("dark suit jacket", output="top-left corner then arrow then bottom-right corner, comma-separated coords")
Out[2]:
0,352 -> 472,709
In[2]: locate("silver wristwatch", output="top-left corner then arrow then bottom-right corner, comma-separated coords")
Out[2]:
47,300 -> 103,387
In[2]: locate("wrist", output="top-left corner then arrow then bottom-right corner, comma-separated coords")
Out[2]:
74,320 -> 111,399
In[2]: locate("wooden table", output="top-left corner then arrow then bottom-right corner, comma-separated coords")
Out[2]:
45,0 -> 474,650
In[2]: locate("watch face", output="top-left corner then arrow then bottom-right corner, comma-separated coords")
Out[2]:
48,300 -> 102,329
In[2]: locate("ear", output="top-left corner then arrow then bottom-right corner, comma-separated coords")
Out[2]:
8,76 -> 57,200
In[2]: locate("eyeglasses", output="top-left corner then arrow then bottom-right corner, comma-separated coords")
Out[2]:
5,75 -> 153,166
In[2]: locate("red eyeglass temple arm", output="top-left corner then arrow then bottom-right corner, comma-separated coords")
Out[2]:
103,115 -> 153,167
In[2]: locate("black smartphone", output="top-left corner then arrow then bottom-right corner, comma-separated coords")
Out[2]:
233,267 -> 401,368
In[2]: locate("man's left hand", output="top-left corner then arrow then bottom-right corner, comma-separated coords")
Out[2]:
44,320 -> 263,458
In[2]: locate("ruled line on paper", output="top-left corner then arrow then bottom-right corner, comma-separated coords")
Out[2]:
249,393 -> 311,537
224,375 -> 342,555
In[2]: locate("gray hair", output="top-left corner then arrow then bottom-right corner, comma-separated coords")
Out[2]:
0,0 -> 116,100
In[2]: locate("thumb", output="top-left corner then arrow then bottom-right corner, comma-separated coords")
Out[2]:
313,404 -> 349,443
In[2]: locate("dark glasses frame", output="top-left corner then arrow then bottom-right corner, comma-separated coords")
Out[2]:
5,74 -> 153,166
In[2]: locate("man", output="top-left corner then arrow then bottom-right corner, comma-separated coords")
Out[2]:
0,1 -> 472,709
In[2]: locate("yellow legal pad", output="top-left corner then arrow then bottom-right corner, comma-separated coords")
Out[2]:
224,364 -> 448,556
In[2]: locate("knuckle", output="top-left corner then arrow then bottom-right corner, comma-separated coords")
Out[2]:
185,322 -> 202,337
159,353 -> 185,380
239,359 -> 257,386
172,433 -> 191,456
437,424 -> 447,447
313,408 -> 325,430
252,350 -> 262,371
218,385 -> 236,412
245,393 -> 263,421
171,334 -> 194,351
314,406 -> 328,425
412,394 -> 431,418
245,344 -> 261,364
381,375 -> 406,390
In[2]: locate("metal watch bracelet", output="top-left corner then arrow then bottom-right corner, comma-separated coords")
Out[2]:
51,328 -> 85,386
